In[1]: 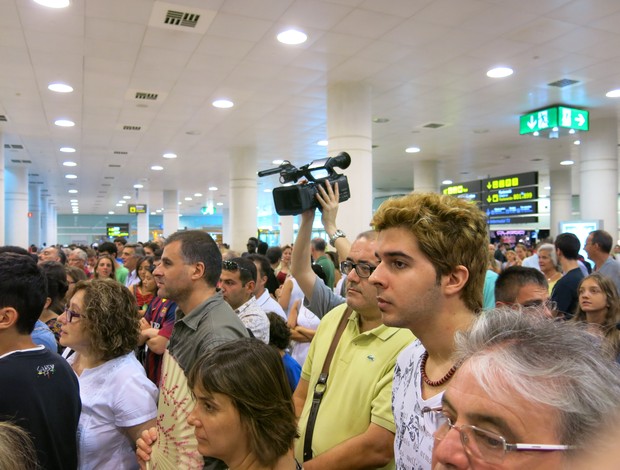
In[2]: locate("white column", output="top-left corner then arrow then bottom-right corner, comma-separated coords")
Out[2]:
5,166 -> 29,247
550,168 -> 572,238
413,160 -> 439,193
327,82 -> 373,238
40,194 -> 48,246
0,132 -> 4,246
229,147 -> 257,252
279,216 -> 294,246
49,204 -> 57,245
29,184 -> 41,247
222,208 -> 231,248
163,190 -> 179,236
580,117 -> 618,234
137,213 -> 149,242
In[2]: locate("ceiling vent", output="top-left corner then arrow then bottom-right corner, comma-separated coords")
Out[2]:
104,176 -> 115,179
108,164 -> 121,168
0,115 -> 7,122
125,89 -> 167,103
122,125 -> 142,131
422,122 -> 445,129
10,159 -> 31,164
29,173 -> 39,177
149,1 -> 217,34
102,183 -> 111,187
548,78 -> 579,88
136,92 -> 158,100
4,144 -> 24,150
113,151 -> 128,155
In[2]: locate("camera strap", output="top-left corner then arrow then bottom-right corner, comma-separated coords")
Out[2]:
302,306 -> 352,462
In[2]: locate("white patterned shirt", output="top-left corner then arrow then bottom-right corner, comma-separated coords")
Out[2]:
236,297 -> 270,344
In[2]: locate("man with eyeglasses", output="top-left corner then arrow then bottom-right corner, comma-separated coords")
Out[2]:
431,306 -> 620,469
494,266 -> 556,317
0,252 -> 81,470
220,257 -> 270,343
290,182 -> 413,469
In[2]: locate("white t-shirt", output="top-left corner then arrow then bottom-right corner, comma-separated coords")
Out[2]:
67,352 -> 158,470
256,289 -> 287,320
392,340 -> 443,470
290,304 -> 320,368
286,277 -> 305,317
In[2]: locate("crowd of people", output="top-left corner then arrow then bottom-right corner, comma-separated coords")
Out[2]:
2,183 -> 620,470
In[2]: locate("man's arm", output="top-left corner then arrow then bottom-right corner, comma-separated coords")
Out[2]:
292,377 -> 309,419
303,423 -> 394,470
291,209 -> 319,302
316,181 -> 351,263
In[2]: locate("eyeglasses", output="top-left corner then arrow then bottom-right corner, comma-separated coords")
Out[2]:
340,260 -> 376,278
521,299 -> 557,312
64,306 -> 82,323
430,409 -> 575,464
222,260 -> 251,275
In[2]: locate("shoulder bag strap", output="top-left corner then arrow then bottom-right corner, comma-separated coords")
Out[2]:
302,306 -> 352,462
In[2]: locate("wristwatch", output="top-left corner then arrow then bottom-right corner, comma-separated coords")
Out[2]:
329,230 -> 346,247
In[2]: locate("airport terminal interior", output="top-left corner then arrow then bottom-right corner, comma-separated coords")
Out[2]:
1,0 -> 620,249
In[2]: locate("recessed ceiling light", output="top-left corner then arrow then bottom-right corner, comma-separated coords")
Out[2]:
372,117 -> 389,123
194,193 -> 203,197
568,129 -> 576,134
184,197 -> 192,201
63,161 -> 77,167
178,202 -> 182,205
544,186 -> 551,190
552,127 -> 559,132
216,202 -> 223,206
65,174 -> 77,179
574,140 -> 581,145
48,82 -> 73,93
533,131 -> 540,136
34,0 -> 70,8
116,203 -> 122,207
442,180 -> 453,185
108,211 -> 115,214
317,140 -> 328,146
486,67 -> 513,78
264,189 -> 272,193
60,147 -> 76,153
272,159 -> 284,165
55,119 -> 75,127
123,195 -> 131,200
405,147 -> 421,153
150,165 -> 164,171
560,160 -> 574,166
70,199 -> 78,202
150,212 -> 156,215
156,209 -> 162,213
277,29 -> 307,45
605,89 -> 620,98
68,189 -> 78,194
133,183 -> 144,189
212,99 -> 234,109
70,202 -> 78,206
163,153 -> 177,159
209,186 -> 218,191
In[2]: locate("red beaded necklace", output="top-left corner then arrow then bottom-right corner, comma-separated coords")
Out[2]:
420,351 -> 458,387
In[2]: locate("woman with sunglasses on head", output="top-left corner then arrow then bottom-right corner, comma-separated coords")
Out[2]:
129,256 -> 157,314
59,278 -> 158,470
138,338 -> 301,470
574,273 -> 620,362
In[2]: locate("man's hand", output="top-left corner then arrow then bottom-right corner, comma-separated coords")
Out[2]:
139,317 -> 150,331
136,426 -> 157,470
317,181 -> 340,234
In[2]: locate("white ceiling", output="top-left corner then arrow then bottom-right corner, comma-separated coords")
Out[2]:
1,0 -> 620,216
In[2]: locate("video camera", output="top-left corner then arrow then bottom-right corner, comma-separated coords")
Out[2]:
258,152 -> 351,216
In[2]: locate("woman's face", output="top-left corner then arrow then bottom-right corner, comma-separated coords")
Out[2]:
579,278 -> 608,316
187,387 -> 249,464
506,251 -> 516,262
141,271 -> 157,294
138,260 -> 152,280
538,250 -> 553,271
96,257 -> 113,278
282,248 -> 292,263
58,289 -> 90,352
515,245 -> 527,260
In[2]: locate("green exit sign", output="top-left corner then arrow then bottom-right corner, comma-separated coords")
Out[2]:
520,105 -> 588,135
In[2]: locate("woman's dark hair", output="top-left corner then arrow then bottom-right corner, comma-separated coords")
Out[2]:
267,312 -> 291,350
73,279 -> 139,361
187,338 -> 298,466
38,261 -> 68,314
